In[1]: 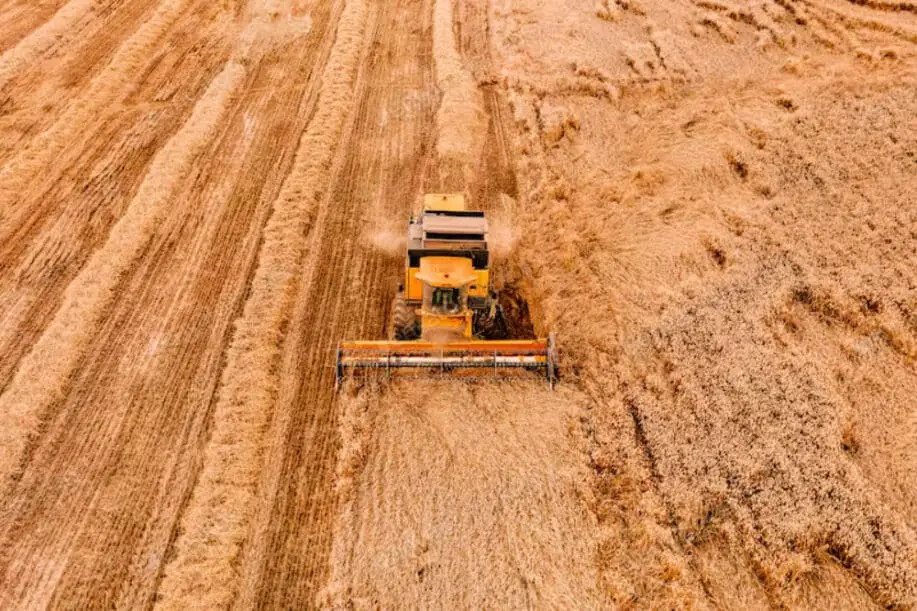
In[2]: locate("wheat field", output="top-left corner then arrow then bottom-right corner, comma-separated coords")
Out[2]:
0,0 -> 914,608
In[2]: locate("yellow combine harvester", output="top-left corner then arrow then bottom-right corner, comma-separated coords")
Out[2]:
336,193 -> 557,386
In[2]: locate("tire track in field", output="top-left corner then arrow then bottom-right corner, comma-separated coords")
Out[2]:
242,0 -> 439,605
153,1 -> 369,607
0,1 -> 69,53
0,0 -> 127,91
0,3 -> 337,606
0,0 -> 229,397
0,60 -> 246,494
0,0 -> 199,222
455,0 -> 518,208
432,0 -> 486,189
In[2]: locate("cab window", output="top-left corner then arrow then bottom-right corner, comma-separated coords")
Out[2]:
428,287 -> 464,314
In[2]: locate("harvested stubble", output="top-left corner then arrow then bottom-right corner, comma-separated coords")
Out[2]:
0,0 -> 98,89
0,0 -> 195,212
0,60 -> 246,490
153,0 -> 368,607
0,0 -> 915,607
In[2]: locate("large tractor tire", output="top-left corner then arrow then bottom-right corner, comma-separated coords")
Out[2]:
392,292 -> 420,340
474,299 -> 508,340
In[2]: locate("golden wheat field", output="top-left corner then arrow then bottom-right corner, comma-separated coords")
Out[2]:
0,0 -> 915,607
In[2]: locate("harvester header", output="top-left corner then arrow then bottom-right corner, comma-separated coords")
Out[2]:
336,193 -> 557,387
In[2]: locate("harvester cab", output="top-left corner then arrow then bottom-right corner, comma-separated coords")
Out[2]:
413,256 -> 477,342
336,194 -> 557,386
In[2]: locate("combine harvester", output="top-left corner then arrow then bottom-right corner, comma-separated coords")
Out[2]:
336,194 -> 557,387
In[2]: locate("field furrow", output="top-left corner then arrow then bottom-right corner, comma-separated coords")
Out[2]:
153,0 -> 370,606
0,0 -> 336,607
0,0 -> 915,607
0,0 -> 230,395
0,1 -> 69,54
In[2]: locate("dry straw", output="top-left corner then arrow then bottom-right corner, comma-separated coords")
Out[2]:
153,0 -> 368,607
487,2 -> 917,605
0,0 -> 98,89
323,383 -> 603,608
0,61 -> 246,489
432,0 -> 486,188
0,0 -> 193,212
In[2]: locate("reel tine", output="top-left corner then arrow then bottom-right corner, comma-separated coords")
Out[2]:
334,338 -> 556,387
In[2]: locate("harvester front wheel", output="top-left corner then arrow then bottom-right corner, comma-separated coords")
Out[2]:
474,300 -> 508,340
392,292 -> 420,340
